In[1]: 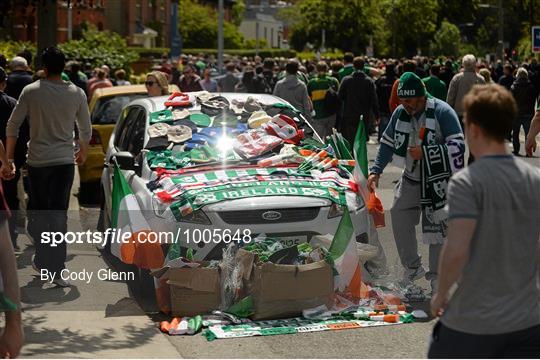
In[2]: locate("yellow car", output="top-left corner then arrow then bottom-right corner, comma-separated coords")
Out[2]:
78,84 -> 179,204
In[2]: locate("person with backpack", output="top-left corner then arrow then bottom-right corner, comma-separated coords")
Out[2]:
307,61 -> 339,140
510,67 -> 536,156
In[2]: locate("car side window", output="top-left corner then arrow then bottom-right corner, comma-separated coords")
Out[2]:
114,106 -> 142,151
126,109 -> 147,156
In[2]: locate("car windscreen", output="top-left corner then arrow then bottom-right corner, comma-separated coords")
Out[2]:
91,94 -> 146,124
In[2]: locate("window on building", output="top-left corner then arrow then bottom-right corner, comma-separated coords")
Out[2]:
264,27 -> 267,41
271,28 -> 274,48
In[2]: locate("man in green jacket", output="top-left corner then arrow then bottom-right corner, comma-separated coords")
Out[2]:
422,64 -> 447,101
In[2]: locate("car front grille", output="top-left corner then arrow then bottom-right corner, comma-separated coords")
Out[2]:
218,207 -> 320,225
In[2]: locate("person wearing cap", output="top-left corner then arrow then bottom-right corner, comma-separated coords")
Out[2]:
6,56 -> 32,100
367,72 -> 465,292
145,71 -> 169,97
6,47 -> 91,288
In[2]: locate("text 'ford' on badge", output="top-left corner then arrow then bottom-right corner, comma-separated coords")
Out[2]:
262,211 -> 282,221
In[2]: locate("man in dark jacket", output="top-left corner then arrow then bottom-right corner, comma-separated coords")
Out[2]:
510,67 -> 537,156
6,57 -> 32,100
261,58 -> 277,94
338,57 -> 379,144
3,60 -> 31,252
498,64 -> 514,91
376,62 -> 396,141
0,67 -> 28,252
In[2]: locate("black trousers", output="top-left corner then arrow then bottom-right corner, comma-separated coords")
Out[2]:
428,321 -> 540,358
512,115 -> 532,155
3,169 -> 20,247
28,164 -> 74,276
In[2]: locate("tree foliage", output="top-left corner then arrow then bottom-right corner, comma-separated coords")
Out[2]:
286,0 -> 381,54
430,21 -> 461,57
179,0 -> 244,49
58,25 -> 138,71
0,40 -> 36,60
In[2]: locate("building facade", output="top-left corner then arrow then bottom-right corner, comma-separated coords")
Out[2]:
9,1 -> 107,43
105,0 -> 172,48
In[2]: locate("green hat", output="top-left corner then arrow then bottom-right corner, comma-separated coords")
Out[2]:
397,72 -> 426,98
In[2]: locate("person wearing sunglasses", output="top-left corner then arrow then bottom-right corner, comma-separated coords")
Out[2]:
145,71 -> 169,97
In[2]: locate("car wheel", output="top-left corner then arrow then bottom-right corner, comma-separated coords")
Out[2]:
79,181 -> 101,206
135,268 -> 158,313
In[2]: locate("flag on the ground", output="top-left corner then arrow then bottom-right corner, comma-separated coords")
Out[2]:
111,165 -> 164,269
328,209 -> 364,300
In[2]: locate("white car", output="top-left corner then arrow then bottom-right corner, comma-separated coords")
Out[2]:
98,93 -> 368,262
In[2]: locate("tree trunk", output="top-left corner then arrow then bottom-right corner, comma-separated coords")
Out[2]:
36,0 -> 57,68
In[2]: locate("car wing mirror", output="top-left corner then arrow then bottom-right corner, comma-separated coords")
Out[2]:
110,151 -> 138,171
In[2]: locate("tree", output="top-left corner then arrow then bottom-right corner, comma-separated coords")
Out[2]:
430,21 -> 461,57
285,0 -> 378,54
179,0 -> 244,49
231,0 -> 246,27
58,25 -> 138,71
381,0 -> 439,56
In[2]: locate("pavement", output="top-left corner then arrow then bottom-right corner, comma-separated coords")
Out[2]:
9,134 -> 540,358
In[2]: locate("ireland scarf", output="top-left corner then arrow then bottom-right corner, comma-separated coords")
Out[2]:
392,98 -> 437,168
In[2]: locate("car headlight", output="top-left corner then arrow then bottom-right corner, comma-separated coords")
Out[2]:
327,203 -> 344,219
327,195 -> 365,219
178,210 -> 211,225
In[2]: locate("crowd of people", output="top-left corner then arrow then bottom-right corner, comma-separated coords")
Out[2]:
0,45 -> 539,358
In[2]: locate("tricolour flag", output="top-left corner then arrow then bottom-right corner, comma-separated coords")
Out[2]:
329,208 -> 366,300
111,165 -> 164,269
352,117 -> 385,228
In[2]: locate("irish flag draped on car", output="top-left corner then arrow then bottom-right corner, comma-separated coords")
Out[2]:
111,165 -> 164,269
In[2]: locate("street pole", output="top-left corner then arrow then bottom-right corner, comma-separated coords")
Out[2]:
255,21 -> 259,56
498,0 -> 504,61
67,3 -> 72,41
391,0 -> 396,58
218,0 -> 224,75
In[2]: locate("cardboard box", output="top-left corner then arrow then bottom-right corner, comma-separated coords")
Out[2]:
246,252 -> 334,320
152,266 -> 221,317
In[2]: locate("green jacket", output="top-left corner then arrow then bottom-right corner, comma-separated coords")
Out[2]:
338,65 -> 354,82
422,75 -> 447,101
307,74 -> 339,119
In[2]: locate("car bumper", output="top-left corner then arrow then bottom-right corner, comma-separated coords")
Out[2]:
172,205 -> 369,260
